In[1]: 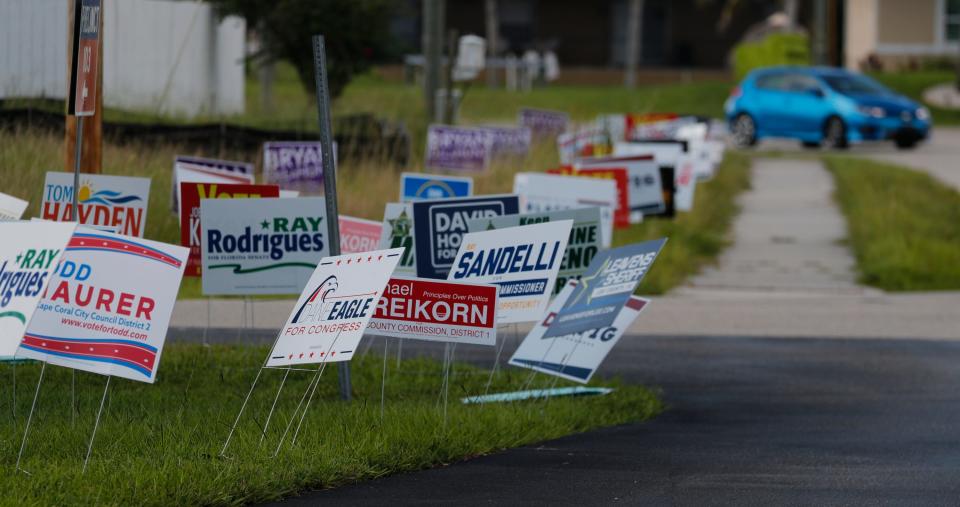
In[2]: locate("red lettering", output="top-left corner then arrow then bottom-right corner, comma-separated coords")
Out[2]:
95,288 -> 114,311
135,297 -> 154,320
116,292 -> 135,316
50,280 -> 70,304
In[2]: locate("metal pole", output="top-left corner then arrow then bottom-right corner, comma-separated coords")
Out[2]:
82,375 -> 111,473
484,0 -> 498,88
311,34 -> 351,401
623,0 -> 643,88
16,362 -> 46,473
259,368 -> 291,445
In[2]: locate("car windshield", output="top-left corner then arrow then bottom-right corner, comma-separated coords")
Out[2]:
821,74 -> 891,96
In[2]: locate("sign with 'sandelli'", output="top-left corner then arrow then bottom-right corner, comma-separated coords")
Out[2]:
542,238 -> 666,339
0,222 -> 76,358
412,195 -> 519,280
179,182 -> 280,277
0,192 -> 28,221
508,279 -> 649,383
468,207 -> 602,296
400,173 -> 473,202
338,215 -> 383,254
171,156 -> 254,212
379,203 -> 416,278
200,197 -> 329,295
448,220 -> 572,324
268,248 -> 403,367
367,278 -> 498,346
42,172 -> 151,237
19,229 -> 188,383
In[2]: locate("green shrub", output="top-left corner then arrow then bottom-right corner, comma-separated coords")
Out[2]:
733,32 -> 810,80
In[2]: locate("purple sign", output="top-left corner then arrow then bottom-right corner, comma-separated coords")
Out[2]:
518,108 -> 569,140
263,141 -> 336,191
484,126 -> 532,157
425,125 -> 494,173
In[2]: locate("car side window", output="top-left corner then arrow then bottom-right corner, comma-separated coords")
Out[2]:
783,74 -> 822,94
755,73 -> 785,91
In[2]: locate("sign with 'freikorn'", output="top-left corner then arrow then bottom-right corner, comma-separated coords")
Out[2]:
42,172 -> 151,237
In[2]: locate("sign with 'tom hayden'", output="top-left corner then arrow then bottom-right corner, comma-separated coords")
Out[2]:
42,172 -> 151,237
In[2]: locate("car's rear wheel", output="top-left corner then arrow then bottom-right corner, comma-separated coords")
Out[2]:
732,113 -> 757,147
894,137 -> 918,150
823,116 -> 848,149
802,141 -> 821,149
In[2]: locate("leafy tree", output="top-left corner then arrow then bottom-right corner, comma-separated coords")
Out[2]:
211,0 -> 397,99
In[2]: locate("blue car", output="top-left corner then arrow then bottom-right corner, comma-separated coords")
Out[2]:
725,66 -> 931,150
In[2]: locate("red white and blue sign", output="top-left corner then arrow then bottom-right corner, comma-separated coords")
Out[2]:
19,228 -> 188,383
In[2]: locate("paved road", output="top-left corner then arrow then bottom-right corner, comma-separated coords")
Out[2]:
275,335 -> 960,505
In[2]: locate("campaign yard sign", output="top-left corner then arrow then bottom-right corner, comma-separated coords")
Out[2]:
674,157 -> 697,212
467,207 -> 602,295
68,0 -> 101,116
263,141 -> 335,192
549,166 -> 630,228
179,182 -> 280,277
267,248 -> 403,367
0,192 -> 28,221
171,156 -> 254,212
367,278 -> 498,346
200,197 -> 329,295
0,222 -> 76,357
379,203 -> 416,278
513,172 -> 615,248
400,173 -> 473,202
576,154 -> 665,218
339,215 -> 383,254
412,195 -> 519,280
508,279 -> 649,383
448,220 -> 572,324
425,125 -> 494,172
484,125 -> 532,156
542,238 -> 666,339
19,229 -> 188,383
42,172 -> 151,237
518,108 -> 569,139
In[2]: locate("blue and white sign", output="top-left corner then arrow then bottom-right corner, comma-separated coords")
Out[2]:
412,195 -> 519,279
508,279 -> 650,383
542,238 -> 666,338
449,220 -> 572,324
400,173 -> 474,202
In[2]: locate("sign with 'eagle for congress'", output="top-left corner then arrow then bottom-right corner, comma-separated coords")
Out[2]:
19,229 -> 188,383
268,248 -> 403,367
42,172 -> 151,237
448,220 -> 572,324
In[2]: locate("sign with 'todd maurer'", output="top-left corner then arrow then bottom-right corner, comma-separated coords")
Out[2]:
42,172 -> 151,237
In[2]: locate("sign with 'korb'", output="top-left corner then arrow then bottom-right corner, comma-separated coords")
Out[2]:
400,173 -> 473,202
68,0 -> 101,116
20,229 -> 188,383
263,141 -> 335,192
448,220 -> 572,324
200,197 -> 329,295
0,192 -> 28,221
171,156 -> 254,212
508,279 -> 649,383
518,108 -> 569,139
42,172 -> 151,237
425,125 -> 494,172
412,195 -> 519,280
179,182 -> 280,277
542,238 -> 666,339
268,248 -> 403,367
468,207 -> 602,296
338,215 -> 383,254
379,203 -> 416,278
0,221 -> 76,357
367,278 -> 498,346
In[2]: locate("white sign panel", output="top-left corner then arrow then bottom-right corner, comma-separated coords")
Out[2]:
576,154 -> 665,217
0,192 -> 28,221
513,172 -> 615,248
41,172 -> 151,237
378,203 -> 416,278
268,248 -> 403,367
674,156 -> 698,212
174,162 -> 255,218
448,220 -> 572,324
200,197 -> 329,295
508,280 -> 650,384
0,221 -> 76,357
19,228 -> 188,383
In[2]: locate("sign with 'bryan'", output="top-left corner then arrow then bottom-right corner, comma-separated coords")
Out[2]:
42,172 -> 151,237
263,141 -> 336,192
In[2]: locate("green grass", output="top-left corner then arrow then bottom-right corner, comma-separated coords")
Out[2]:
824,156 -> 960,290
0,344 -> 660,505
871,70 -> 960,126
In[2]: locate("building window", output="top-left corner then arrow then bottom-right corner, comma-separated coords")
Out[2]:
947,0 -> 960,42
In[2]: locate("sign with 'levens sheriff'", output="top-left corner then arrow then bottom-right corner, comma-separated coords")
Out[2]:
20,228 -> 188,383
268,248 -> 403,367
42,172 -> 151,237
448,220 -> 572,324
200,197 -> 329,295
367,278 -> 498,346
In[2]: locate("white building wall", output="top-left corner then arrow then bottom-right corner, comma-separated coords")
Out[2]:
0,0 -> 245,117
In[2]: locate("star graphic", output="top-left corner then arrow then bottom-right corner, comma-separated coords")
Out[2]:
388,210 -> 411,238
260,219 -> 270,230
15,253 -> 22,265
568,257 -> 610,307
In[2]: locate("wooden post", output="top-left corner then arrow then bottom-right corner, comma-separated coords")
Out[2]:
484,0 -> 498,88
623,0 -> 643,88
65,0 -> 103,174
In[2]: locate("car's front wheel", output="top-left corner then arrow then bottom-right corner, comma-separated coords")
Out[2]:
732,113 -> 757,148
894,137 -> 918,150
823,116 -> 848,149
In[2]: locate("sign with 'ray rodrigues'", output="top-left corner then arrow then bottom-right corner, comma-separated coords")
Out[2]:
200,197 -> 329,295
447,220 -> 572,324
267,248 -> 403,367
19,228 -> 188,383
412,194 -> 519,280
367,278 -> 498,346
42,172 -> 151,237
